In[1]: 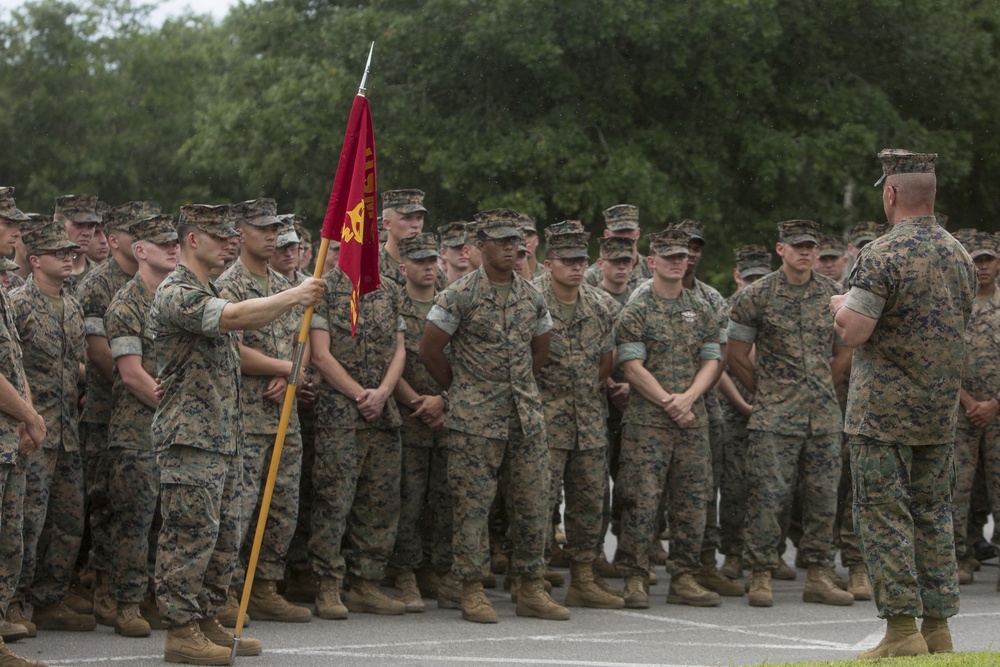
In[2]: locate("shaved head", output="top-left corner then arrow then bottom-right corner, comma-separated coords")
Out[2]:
887,173 -> 936,209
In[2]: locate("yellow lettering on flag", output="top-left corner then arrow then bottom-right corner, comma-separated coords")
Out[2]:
340,200 -> 365,244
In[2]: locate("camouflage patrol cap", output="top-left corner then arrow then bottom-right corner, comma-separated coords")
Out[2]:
517,213 -> 538,235
648,229 -> 690,257
381,189 -> 428,215
603,204 -> 639,232
295,223 -> 312,246
958,230 -> 998,260
131,214 -> 178,245
0,257 -> 18,272
399,232 -> 441,260
178,204 -> 239,239
849,221 -> 886,246
544,221 -> 589,259
107,201 -> 162,234
54,194 -> 101,224
438,221 -> 468,248
817,233 -> 845,258
276,227 -> 300,248
22,221 -> 81,254
777,219 -> 820,245
23,213 -> 50,235
874,149 -> 937,187
0,187 -> 29,224
473,208 -> 522,240
96,200 -> 111,225
544,219 -> 586,242
231,198 -> 282,227
668,219 -> 705,243
599,236 -> 634,260
734,244 -> 772,280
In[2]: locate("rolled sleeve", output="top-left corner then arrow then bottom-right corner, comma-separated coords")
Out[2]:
727,319 -> 757,344
110,336 -> 143,359
843,286 -> 886,320
700,342 -> 722,361
200,297 -> 228,337
426,304 -> 459,336
534,311 -> 553,337
85,316 -> 106,338
310,314 -> 329,332
617,341 -> 646,363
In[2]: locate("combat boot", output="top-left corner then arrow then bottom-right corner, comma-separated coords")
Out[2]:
248,579 -> 312,622
31,601 -> 96,631
114,603 -> 151,638
747,570 -> 773,607
592,569 -> 622,597
92,570 -> 116,627
719,555 -> 743,580
414,567 -> 439,598
622,575 -> 649,609
4,605 -> 34,638
594,552 -> 622,579
0,637 -> 47,667
314,577 -> 347,620
825,565 -> 849,590
667,573 -> 722,607
564,562 -> 624,609
490,550 -> 508,575
772,559 -> 797,580
506,575 -> 520,603
0,621 -> 26,643
651,541 -> 668,566
803,565 -> 854,606
515,578 -> 570,620
437,572 -> 462,610
958,556 -> 975,585
63,583 -> 93,615
163,621 -> 231,665
215,585 -> 246,628
481,572 -> 497,589
857,616 -> 928,659
282,569 -> 318,604
197,617 -> 262,657
393,570 -> 425,613
847,564 -> 873,601
695,553 -> 744,597
920,617 -> 953,654
346,578 -> 406,615
141,590 -> 168,630
460,581 -> 498,623
543,568 -> 564,588
549,543 -> 570,568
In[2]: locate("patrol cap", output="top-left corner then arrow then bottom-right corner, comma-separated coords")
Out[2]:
517,213 -> 538,235
874,149 -> 937,187
23,213 -> 50,235
276,227 -> 300,248
131,214 -> 178,245
398,232 -> 441,260
849,221 -> 885,246
54,194 -> 101,224
473,208 -> 522,240
544,219 -> 586,242
107,201 -> 162,234
777,219 -> 820,245
96,200 -> 111,225
438,221 -> 468,248
734,244 -> 772,280
178,204 -> 239,239
0,257 -> 18,272
959,230 -> 997,260
648,229 -> 690,257
817,233 -> 845,258
0,187 -> 29,224
544,221 -> 589,260
22,221 -> 81,254
381,189 -> 427,215
231,198 -> 282,227
295,223 -> 312,246
599,236 -> 634,260
668,219 -> 705,243
603,204 -> 639,232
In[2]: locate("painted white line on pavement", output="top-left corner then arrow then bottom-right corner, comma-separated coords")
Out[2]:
851,631 -> 884,651
48,657 -> 161,665
269,650 -> 711,667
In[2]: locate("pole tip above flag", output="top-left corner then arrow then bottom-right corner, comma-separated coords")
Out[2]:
359,42 -> 374,95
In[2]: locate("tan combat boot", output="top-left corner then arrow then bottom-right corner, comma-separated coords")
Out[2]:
31,601 -> 96,631
695,552 -> 744,597
5,604 -> 34,638
747,570 -> 773,607
958,556 -> 975,585
215,585 -> 246,628
0,636 -> 47,667
719,554 -> 743,580
668,573 -> 722,607
282,569 -> 319,604
393,570 -> 425,613
564,562 -> 624,609
857,616 -> 928,659
437,572 -> 462,610
847,563 -> 873,601
594,552 -> 623,579
543,568 -> 564,588
63,583 -> 93,615
772,558 -> 797,580
414,567 -> 439,599
164,621 -> 232,665
0,620 -> 26,643
803,565 -> 854,606
346,578 -> 406,615
141,590 -> 168,630
197,617 -> 262,657
920,617 -> 953,654
248,579 -> 312,622
314,577 -> 347,620
461,580 -> 498,623
622,575 -> 649,609
114,602 -> 150,638
515,578 -> 570,620
592,569 -> 622,597
92,570 -> 116,627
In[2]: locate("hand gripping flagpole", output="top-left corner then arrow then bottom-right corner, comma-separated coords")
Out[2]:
231,41 -> 375,666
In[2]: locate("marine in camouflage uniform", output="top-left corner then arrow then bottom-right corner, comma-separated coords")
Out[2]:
833,150 -> 976,658
105,215 -> 178,637
583,204 -> 653,292
0,258 -> 20,291
438,222 -> 472,286
950,230 -> 1000,588
11,223 -> 92,631
533,222 -> 622,609
378,189 -> 449,291
215,199 -> 310,624
307,262 -> 406,617
422,208 -> 566,623
728,220 -> 853,608
613,228 -> 722,609
52,195 -> 101,296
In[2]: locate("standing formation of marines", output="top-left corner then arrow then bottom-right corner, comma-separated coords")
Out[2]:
0,147 -> 993,666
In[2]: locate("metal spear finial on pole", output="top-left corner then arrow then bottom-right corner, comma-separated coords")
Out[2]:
358,41 -> 374,96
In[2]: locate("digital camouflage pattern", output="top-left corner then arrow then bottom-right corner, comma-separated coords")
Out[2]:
78,255 -> 131,423
583,254 -> 652,293
844,216 -> 976,445
54,193 -> 101,224
379,243 -> 450,291
426,267 -> 551,440
107,275 -> 159,452
602,204 -> 639,232
848,220 -> 887,247
0,186 -> 28,223
381,189 -> 427,215
0,465 -> 25,610
0,287 -> 25,465
873,149 -> 936,187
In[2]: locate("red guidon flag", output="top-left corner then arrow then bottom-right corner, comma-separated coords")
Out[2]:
320,94 -> 379,335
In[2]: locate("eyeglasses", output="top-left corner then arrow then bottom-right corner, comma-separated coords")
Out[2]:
555,257 -> 589,268
489,237 -> 520,248
40,250 -> 78,261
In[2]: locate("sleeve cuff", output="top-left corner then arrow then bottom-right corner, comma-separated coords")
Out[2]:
700,343 -> 722,361
534,311 -> 553,337
110,336 -> 143,359
426,305 -> 460,336
843,286 -> 887,320
85,316 -> 106,338
310,315 -> 329,332
397,316 -> 407,332
727,319 -> 757,344
617,341 -> 646,363
201,297 -> 228,337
